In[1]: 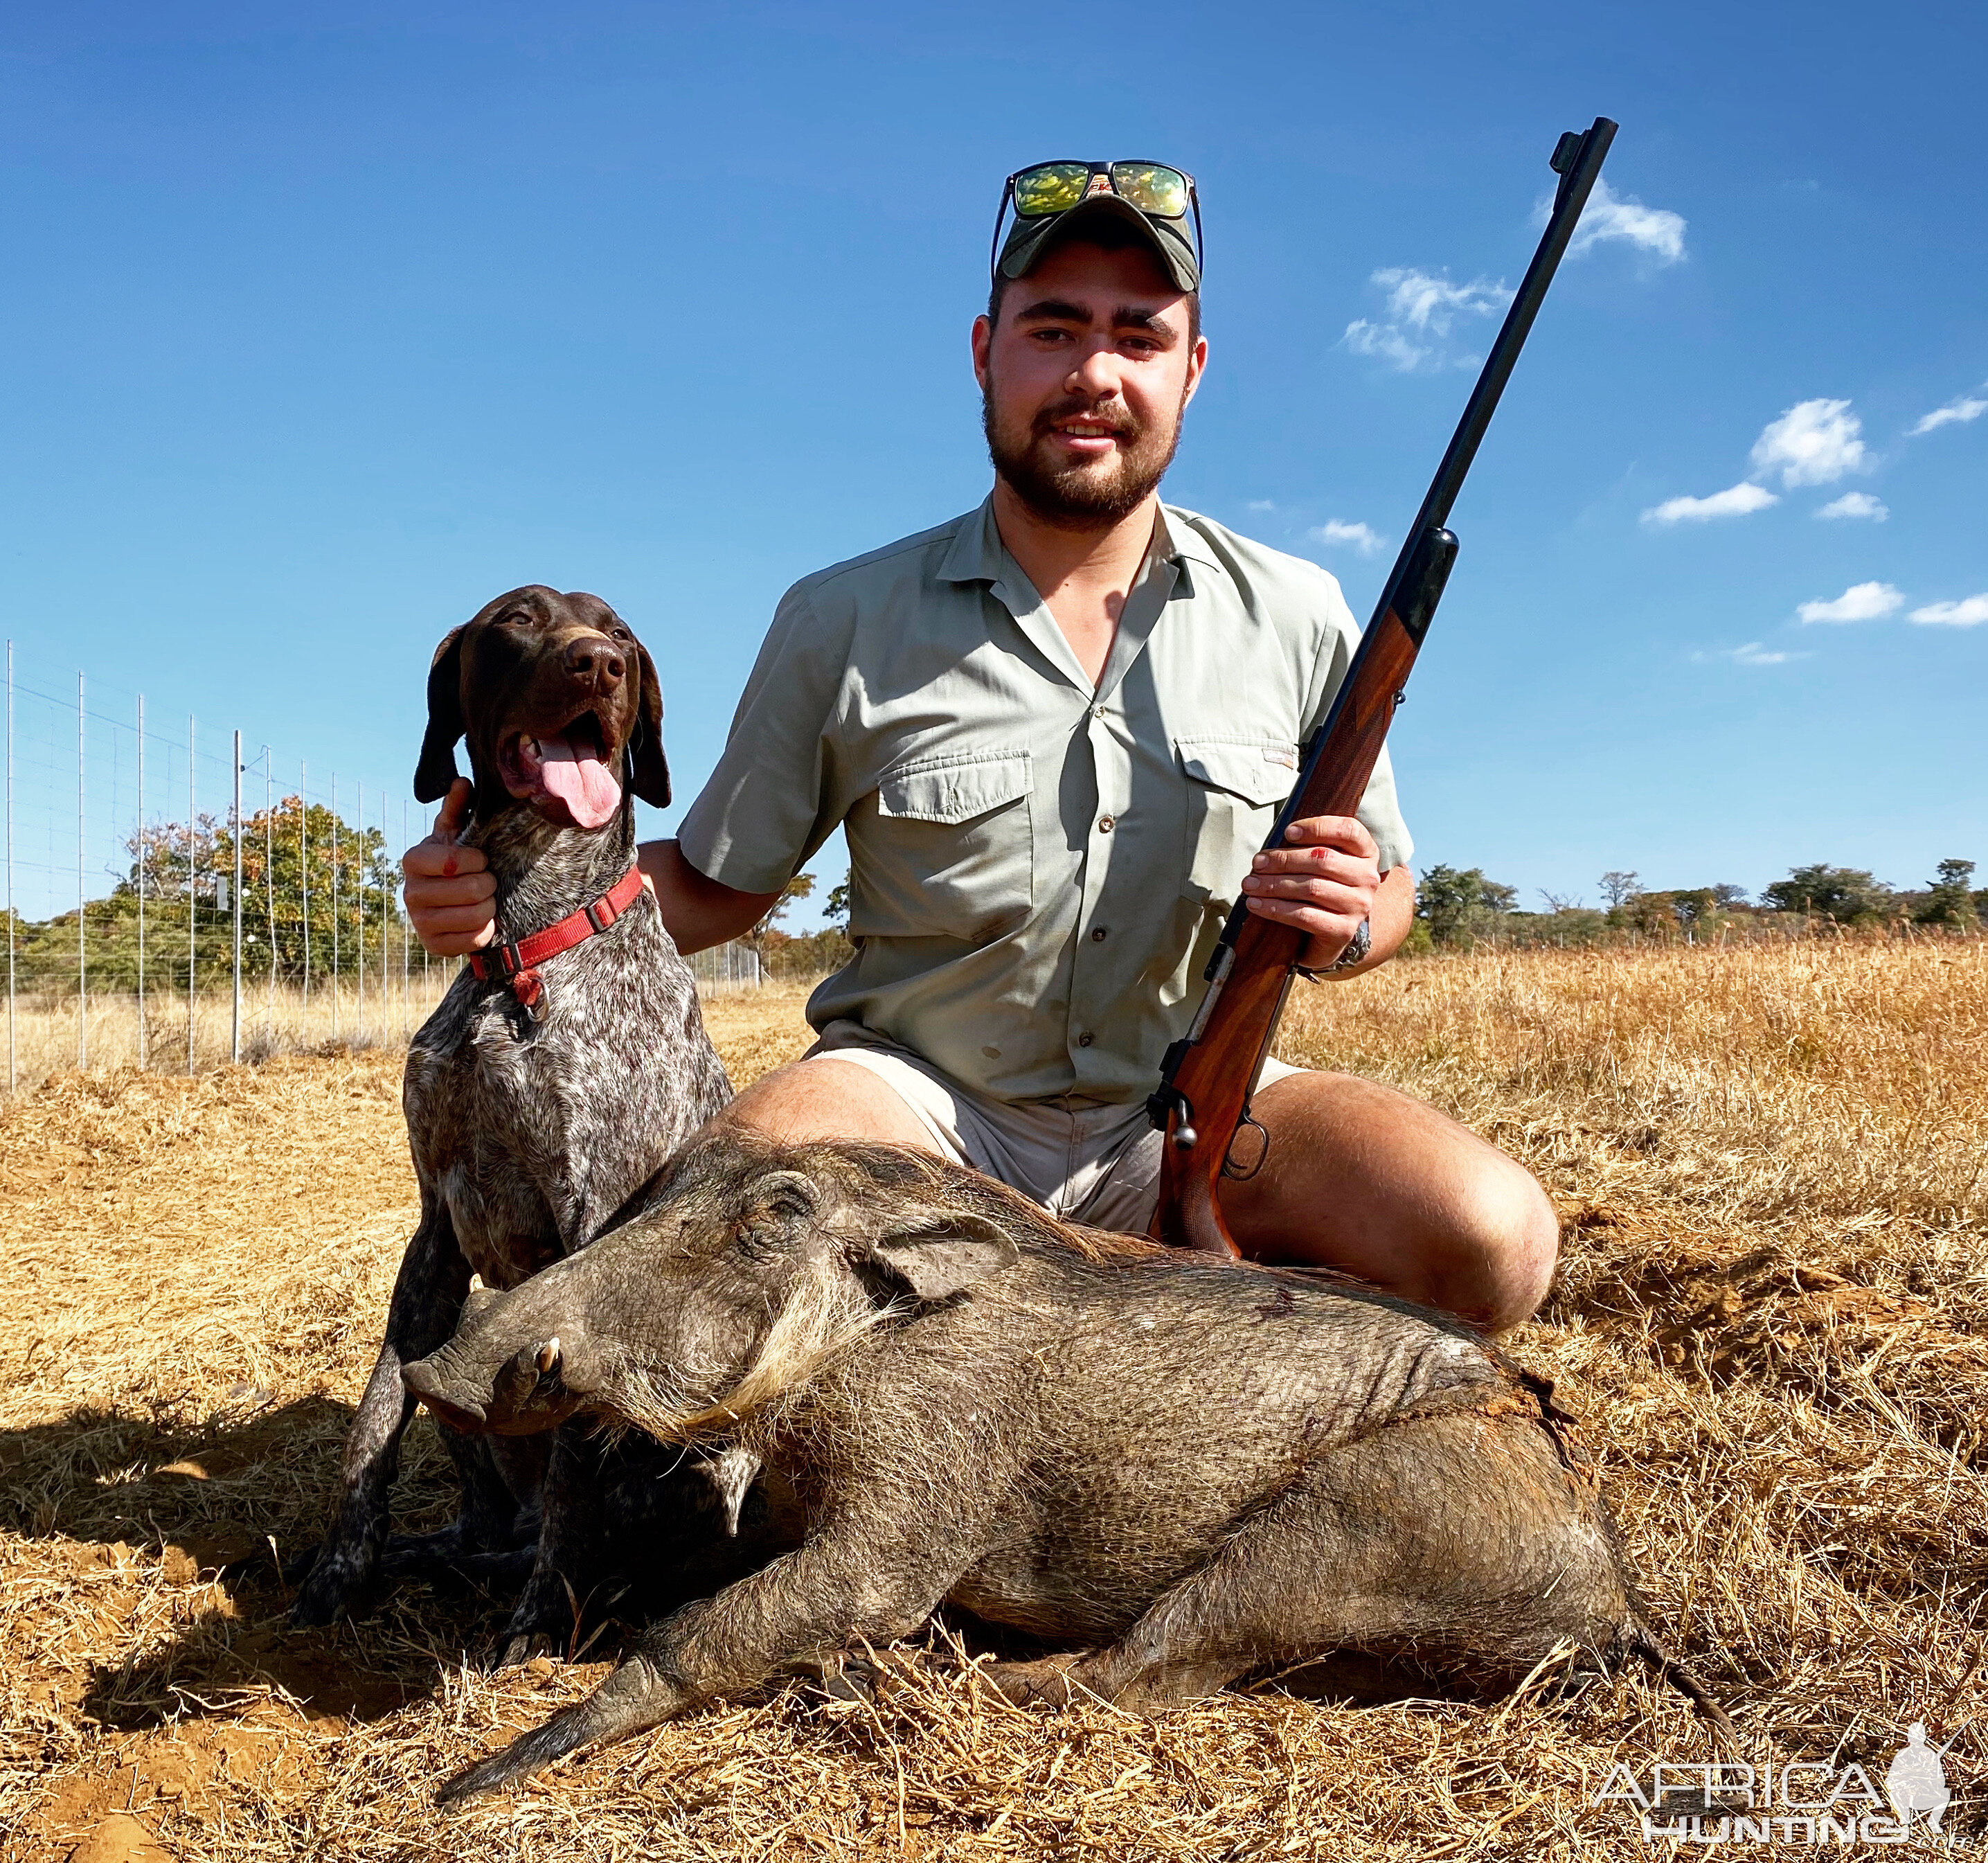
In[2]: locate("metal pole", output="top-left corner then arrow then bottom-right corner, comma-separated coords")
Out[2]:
330,774 -> 340,1037
265,745 -> 275,1043
187,717 -> 195,1073
355,779 -> 364,1040
137,695 -> 147,1068
400,798 -> 409,1041
231,728 -> 242,1064
299,761 -> 310,1018
381,792 -> 391,1044
78,671 -> 86,1069
6,642 -> 12,1093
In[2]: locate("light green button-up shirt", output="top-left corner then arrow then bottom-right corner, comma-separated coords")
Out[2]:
678,497 -> 1413,1105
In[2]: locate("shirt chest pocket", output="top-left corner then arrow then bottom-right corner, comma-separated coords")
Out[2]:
855,749 -> 1036,944
1176,737 -> 1299,904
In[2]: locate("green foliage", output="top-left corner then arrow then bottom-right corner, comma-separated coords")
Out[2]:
8,797 -> 402,993
1762,864 -> 1892,925
1915,858 -> 1982,930
1414,865 -> 1519,950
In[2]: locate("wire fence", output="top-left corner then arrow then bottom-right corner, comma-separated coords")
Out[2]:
0,643 -> 771,1093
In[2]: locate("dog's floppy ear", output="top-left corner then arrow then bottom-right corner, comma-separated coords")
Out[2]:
627,636 -> 672,809
415,626 -> 467,803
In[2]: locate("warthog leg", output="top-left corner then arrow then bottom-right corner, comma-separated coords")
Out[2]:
988,1411 -> 1635,1713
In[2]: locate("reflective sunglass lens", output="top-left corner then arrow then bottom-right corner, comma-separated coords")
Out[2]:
1012,163 -> 1093,217
1109,163 -> 1189,218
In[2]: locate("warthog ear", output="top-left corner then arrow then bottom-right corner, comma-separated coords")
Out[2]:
627,634 -> 671,810
860,1214 -> 1018,1303
415,625 -> 467,803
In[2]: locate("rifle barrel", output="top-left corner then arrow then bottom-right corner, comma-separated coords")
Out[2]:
1399,117 -> 1617,564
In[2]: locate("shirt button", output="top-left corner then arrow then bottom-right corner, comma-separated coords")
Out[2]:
1076,1031 -> 1094,1047
1098,814 -> 1116,833
1092,703 -> 1107,719
1090,926 -> 1108,942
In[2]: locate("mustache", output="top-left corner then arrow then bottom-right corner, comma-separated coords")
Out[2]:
1030,397 -> 1143,442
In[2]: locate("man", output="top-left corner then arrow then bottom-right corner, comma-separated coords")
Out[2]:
406,160 -> 1557,1331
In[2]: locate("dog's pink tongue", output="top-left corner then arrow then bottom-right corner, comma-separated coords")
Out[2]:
537,733 -> 621,829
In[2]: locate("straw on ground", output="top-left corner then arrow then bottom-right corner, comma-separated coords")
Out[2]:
1,937 -> 1981,1860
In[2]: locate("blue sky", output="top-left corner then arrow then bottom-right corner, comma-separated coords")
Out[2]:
2,0 -> 1982,925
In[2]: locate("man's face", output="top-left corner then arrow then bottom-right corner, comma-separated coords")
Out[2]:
973,240 -> 1207,529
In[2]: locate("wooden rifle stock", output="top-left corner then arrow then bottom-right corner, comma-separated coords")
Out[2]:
1147,117 -> 1617,1256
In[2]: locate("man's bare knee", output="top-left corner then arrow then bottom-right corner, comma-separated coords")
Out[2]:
710,1057 -> 938,1151
1440,1160 -> 1559,1333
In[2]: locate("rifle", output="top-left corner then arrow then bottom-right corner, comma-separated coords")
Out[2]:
1146,117 -> 1618,1257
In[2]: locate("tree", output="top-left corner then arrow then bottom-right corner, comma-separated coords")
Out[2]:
1478,880 -> 1519,916
1538,890 -> 1583,914
1599,871 -> 1641,910
1915,858 -> 1980,929
1415,866 -> 1483,949
823,874 -> 851,929
1762,864 -> 1890,925
746,871 -> 815,955
1709,883 -> 1749,909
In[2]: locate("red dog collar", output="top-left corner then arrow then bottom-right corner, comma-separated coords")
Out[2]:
468,864 -> 646,1019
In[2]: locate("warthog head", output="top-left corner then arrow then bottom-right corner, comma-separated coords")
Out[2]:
401,1136 -> 1051,1441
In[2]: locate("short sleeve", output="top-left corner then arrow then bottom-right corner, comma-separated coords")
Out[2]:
676,583 -> 855,895
1299,569 -> 1415,875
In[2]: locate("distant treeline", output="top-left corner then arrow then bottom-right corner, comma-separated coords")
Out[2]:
1406,859 -> 1985,953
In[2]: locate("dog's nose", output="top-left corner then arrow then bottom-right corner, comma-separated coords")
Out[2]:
562,635 -> 627,686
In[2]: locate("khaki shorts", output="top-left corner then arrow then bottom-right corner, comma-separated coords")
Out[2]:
807,1020 -> 1305,1235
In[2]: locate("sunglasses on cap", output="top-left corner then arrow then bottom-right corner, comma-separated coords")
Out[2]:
989,159 -> 1203,286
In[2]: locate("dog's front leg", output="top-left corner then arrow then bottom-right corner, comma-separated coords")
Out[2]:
289,1197 -> 469,1625
487,1421 -> 607,1667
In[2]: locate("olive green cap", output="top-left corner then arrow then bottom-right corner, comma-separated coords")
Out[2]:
997,189 -> 1200,294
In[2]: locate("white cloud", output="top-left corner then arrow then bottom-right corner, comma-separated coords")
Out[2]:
1796,581 -> 1905,624
1246,499 -> 1276,512
1815,492 -> 1888,522
1640,481 -> 1780,526
1310,519 -> 1386,556
1908,594 -> 1988,627
1908,393 -> 1987,436
1692,641 -> 1807,666
1569,179 -> 1687,264
1343,268 -> 1512,373
1749,398 -> 1867,487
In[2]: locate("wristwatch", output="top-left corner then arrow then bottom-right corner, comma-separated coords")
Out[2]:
1296,916 -> 1370,981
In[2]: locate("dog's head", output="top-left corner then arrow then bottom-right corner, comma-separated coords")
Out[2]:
414,587 -> 670,828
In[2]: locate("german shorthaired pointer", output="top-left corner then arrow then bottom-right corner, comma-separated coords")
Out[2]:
289,585 -> 733,1659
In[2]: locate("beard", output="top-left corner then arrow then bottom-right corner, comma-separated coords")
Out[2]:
982,376 -> 1185,529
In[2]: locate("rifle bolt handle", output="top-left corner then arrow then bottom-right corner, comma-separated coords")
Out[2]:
1172,1124 -> 1199,1149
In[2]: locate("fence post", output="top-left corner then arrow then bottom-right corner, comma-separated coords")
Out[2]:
355,778 -> 364,1041
231,727 -> 242,1064
5,641 -> 12,1093
265,745 -> 275,1045
330,773 -> 339,1038
78,671 -> 86,1069
187,717 -> 195,1074
400,798 -> 409,1041
381,792 -> 391,1043
137,695 -> 146,1069
299,761 -> 310,1019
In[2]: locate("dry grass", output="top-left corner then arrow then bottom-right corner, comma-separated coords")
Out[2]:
1,946 -> 1982,1860
1,981 -> 457,1090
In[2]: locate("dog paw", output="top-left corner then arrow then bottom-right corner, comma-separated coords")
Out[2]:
288,1557 -> 363,1628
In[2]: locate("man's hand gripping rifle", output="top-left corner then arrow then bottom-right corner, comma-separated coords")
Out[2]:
1147,118 -> 1618,1258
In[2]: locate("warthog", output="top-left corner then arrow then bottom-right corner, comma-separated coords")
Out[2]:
404,1134 -> 1728,1804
